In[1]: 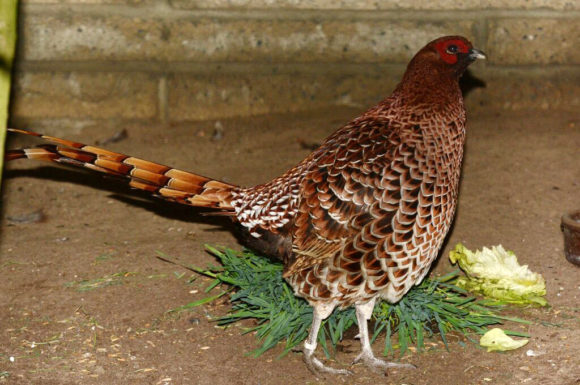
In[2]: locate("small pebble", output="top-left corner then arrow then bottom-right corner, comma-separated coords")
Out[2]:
7,209 -> 45,224
212,122 -> 224,141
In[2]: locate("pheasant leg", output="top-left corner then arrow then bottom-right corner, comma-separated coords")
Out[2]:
303,303 -> 352,376
352,299 -> 417,374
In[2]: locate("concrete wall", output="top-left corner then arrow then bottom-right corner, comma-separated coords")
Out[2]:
10,0 -> 580,132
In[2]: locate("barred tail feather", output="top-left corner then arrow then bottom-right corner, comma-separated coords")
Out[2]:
6,128 -> 236,210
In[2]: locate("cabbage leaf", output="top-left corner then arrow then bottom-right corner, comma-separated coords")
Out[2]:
449,243 -> 547,306
480,328 -> 529,352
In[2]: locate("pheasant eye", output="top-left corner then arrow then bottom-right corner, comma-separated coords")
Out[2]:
446,44 -> 458,54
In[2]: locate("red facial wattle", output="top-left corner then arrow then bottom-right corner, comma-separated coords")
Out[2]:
434,39 -> 471,65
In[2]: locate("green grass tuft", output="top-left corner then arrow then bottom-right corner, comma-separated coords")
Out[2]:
190,246 -> 529,358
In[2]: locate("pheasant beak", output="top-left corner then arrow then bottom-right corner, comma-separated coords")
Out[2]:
468,48 -> 487,60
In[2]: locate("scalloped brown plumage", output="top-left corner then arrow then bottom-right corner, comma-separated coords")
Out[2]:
6,35 -> 486,375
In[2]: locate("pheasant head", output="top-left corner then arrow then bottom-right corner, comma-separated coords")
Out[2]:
394,35 -> 486,109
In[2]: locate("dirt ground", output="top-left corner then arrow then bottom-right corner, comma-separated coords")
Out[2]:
1,106 -> 579,385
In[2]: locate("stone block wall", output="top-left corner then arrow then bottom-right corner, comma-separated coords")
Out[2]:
10,0 -> 580,132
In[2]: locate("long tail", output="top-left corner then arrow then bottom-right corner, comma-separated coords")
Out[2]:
5,128 -> 237,211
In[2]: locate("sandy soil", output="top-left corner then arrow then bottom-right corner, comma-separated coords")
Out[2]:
1,107 -> 579,385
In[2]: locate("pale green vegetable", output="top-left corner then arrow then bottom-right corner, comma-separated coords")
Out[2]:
480,328 -> 528,352
449,243 -> 547,306
0,0 -> 19,185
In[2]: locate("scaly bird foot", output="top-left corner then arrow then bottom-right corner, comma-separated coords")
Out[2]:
303,347 -> 352,376
352,350 -> 416,375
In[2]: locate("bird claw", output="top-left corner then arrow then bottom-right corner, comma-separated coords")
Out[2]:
303,347 -> 352,377
352,351 -> 417,375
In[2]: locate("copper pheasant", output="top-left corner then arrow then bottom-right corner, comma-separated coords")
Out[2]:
6,36 -> 485,375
